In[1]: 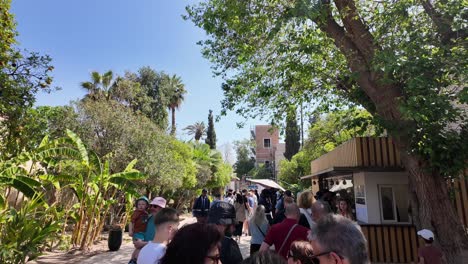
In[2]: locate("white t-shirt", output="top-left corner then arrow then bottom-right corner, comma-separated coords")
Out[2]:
137,241 -> 166,264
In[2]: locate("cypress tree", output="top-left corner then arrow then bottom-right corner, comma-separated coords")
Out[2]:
284,107 -> 300,160
205,110 -> 217,149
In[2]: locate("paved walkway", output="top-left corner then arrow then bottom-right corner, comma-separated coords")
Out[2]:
32,216 -> 252,264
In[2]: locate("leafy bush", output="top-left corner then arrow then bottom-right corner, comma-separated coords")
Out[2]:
0,196 -> 61,263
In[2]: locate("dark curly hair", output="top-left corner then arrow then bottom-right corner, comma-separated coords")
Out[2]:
160,223 -> 222,264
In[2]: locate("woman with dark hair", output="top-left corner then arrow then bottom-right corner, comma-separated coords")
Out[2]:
234,193 -> 248,242
160,223 -> 222,264
287,241 -> 314,264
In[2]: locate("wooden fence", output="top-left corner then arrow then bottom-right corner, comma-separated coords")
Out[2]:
361,174 -> 468,263
451,173 -> 468,228
360,224 -> 422,263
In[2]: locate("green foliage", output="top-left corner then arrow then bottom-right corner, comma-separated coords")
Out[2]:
0,196 -> 61,264
37,130 -> 146,249
0,51 -> 56,159
284,107 -> 300,161
207,162 -> 233,189
80,70 -> 114,101
305,108 -> 376,160
233,139 -> 255,176
279,108 -> 375,187
0,0 -> 16,67
248,164 -> 273,179
205,110 -> 217,149
186,0 -> 467,178
184,121 -> 206,142
163,74 -> 186,136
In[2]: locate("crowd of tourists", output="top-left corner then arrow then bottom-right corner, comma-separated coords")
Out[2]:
127,188 -> 443,264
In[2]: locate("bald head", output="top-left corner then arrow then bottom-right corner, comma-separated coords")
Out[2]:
285,203 -> 300,219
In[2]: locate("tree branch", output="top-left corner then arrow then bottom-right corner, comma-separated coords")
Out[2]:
419,0 -> 467,44
333,0 -> 378,65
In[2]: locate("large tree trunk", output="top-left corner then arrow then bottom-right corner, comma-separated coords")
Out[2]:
399,144 -> 468,264
314,1 -> 468,262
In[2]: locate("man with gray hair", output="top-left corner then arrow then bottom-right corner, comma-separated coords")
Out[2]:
308,214 -> 369,264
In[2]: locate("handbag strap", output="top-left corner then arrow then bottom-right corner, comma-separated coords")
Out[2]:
255,223 -> 266,237
278,224 -> 297,253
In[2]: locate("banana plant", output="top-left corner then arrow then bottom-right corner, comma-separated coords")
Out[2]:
34,130 -> 146,249
0,161 -> 43,209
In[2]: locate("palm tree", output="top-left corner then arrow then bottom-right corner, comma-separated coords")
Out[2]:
80,70 -> 114,100
184,122 -> 206,141
164,74 -> 186,136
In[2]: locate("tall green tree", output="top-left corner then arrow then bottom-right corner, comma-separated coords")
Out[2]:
187,1 -> 468,261
80,70 -> 114,101
205,110 -> 217,149
233,139 -> 255,177
164,74 -> 186,136
284,107 -> 300,161
184,121 -> 206,142
133,67 -> 170,129
0,0 -> 55,160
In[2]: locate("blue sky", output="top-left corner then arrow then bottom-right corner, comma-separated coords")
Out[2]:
11,0 -> 263,154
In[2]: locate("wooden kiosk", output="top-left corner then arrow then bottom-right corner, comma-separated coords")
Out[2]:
302,137 -> 468,263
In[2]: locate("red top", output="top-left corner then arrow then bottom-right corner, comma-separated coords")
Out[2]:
131,209 -> 148,233
263,218 -> 310,259
418,245 -> 442,264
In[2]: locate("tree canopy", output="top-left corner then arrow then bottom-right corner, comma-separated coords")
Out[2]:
186,0 -> 468,261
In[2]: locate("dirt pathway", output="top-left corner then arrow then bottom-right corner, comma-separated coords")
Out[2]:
32,216 -> 252,264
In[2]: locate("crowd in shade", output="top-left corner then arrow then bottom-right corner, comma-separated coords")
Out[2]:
127,188 -> 443,264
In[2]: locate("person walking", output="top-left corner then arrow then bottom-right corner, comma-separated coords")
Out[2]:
234,193 -> 248,242
297,191 -> 314,229
258,189 -> 273,224
193,189 -> 211,223
248,205 -> 270,255
259,204 -> 309,259
208,201 -> 244,264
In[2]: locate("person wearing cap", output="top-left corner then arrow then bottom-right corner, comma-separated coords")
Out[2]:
129,197 -> 166,264
417,229 -> 443,264
208,201 -> 244,264
193,188 -> 211,223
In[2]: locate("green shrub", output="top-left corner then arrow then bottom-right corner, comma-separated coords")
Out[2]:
0,197 -> 61,263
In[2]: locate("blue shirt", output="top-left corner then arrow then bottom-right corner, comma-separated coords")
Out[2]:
144,214 -> 156,241
248,197 -> 254,208
275,198 -> 284,211
248,219 -> 269,245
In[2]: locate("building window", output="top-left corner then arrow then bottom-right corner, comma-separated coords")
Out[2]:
263,138 -> 271,148
379,185 -> 396,222
378,184 -> 409,223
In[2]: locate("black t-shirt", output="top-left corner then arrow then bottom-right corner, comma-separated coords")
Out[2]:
220,236 -> 243,264
298,213 -> 311,229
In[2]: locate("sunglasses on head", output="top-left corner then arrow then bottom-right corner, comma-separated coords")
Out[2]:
288,250 -> 334,264
205,254 -> 220,264
150,205 -> 161,208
